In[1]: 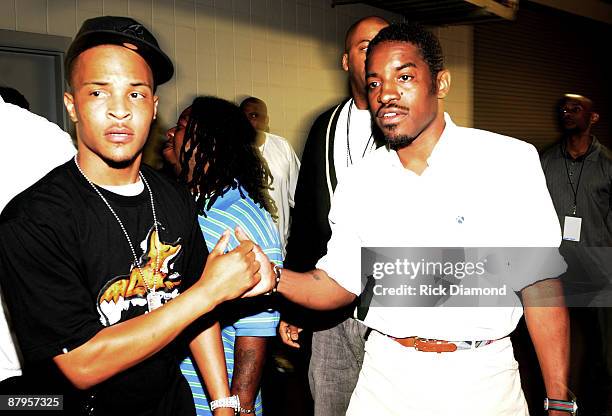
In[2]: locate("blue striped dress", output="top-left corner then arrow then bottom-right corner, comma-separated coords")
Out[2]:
180,185 -> 282,416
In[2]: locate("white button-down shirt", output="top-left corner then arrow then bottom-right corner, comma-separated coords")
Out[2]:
317,114 -> 565,340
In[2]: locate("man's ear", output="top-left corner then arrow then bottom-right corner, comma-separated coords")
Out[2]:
153,95 -> 159,120
590,111 -> 600,125
64,92 -> 78,123
342,53 -> 349,72
437,69 -> 451,99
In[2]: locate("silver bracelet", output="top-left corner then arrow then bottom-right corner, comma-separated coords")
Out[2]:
210,394 -> 240,411
239,407 -> 255,414
272,263 -> 282,292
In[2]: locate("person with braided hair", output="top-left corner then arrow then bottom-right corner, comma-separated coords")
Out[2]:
164,96 -> 282,416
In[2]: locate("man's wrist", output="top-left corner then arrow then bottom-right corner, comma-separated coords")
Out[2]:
544,397 -> 577,415
186,283 -> 220,313
212,408 -> 236,416
271,263 -> 282,293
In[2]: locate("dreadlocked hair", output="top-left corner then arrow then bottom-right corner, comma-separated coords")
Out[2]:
177,96 -> 278,220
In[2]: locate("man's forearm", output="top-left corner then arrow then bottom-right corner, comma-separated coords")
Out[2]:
54,284 -> 218,390
277,268 -> 356,310
230,336 -> 268,409
53,233 -> 259,390
525,305 -> 569,398
522,279 -> 570,400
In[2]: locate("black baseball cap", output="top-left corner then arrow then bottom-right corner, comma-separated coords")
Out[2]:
65,16 -> 174,87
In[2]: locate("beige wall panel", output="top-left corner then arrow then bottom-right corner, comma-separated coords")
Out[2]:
250,0 -> 267,18
251,59 -> 267,84
234,33 -> 252,60
175,25 -> 197,103
196,76 -> 216,97
0,1 -> 16,30
152,0 -> 173,24
175,0 -> 196,27
48,0 -> 77,37
79,0 -> 103,12
128,0 -> 152,28
438,25 -> 473,128
214,0 -> 232,13
16,0 -> 46,33
104,0 -> 129,16
216,80 -> 235,101
232,0 -> 250,15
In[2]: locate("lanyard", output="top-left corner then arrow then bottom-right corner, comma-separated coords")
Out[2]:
562,140 -> 592,215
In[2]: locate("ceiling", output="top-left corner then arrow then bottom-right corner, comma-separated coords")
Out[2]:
331,0 -> 520,25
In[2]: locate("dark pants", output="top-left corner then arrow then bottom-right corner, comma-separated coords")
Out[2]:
308,317 -> 368,416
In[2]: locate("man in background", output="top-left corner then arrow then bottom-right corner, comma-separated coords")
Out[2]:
281,16 -> 388,416
541,93 -> 612,414
240,96 -> 300,255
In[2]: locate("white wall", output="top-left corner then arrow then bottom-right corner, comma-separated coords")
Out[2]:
0,0 -> 474,155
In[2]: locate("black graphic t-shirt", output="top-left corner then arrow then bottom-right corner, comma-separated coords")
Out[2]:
0,161 -> 207,415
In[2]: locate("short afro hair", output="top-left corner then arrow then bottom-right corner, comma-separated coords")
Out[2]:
366,22 -> 444,93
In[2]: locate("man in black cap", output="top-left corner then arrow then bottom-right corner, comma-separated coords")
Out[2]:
0,16 -> 269,415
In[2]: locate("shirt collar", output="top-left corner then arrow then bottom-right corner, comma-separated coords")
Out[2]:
561,135 -> 600,161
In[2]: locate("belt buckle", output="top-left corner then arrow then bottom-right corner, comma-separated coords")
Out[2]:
414,337 -> 458,353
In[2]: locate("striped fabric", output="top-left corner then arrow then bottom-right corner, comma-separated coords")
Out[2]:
180,185 -> 282,416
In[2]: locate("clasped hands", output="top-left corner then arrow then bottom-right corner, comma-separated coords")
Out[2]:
198,227 -> 275,303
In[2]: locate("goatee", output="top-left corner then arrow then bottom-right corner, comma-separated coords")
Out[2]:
104,156 -> 139,170
385,135 -> 416,151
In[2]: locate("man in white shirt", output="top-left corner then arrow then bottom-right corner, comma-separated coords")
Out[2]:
240,97 -> 300,255
0,92 -> 76,386
267,22 -> 571,415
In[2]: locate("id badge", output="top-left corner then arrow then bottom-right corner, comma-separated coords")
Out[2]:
563,216 -> 582,241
